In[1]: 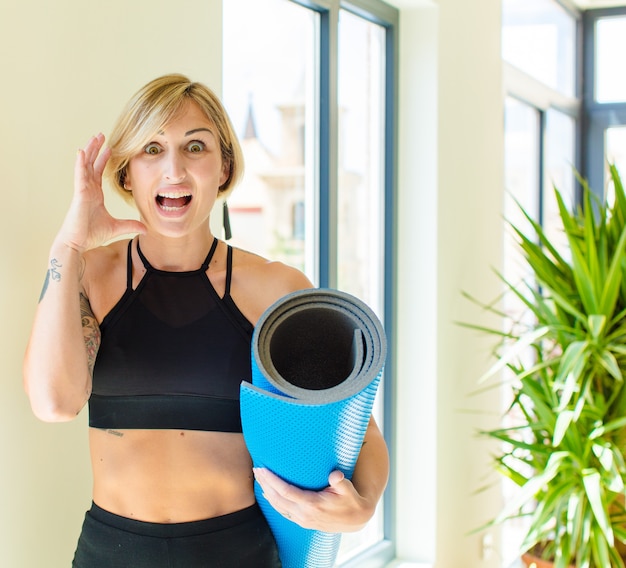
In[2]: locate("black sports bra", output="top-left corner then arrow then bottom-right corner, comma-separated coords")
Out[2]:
89,238 -> 253,432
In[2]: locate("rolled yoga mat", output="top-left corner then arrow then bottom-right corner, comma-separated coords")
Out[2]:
240,288 -> 387,568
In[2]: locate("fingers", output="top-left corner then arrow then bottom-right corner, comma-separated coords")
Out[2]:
74,134 -> 109,195
254,467 -> 305,503
253,468 -> 303,522
328,470 -> 346,488
254,468 -> 350,502
253,467 -> 359,530
112,219 -> 148,238
94,145 -> 111,178
84,133 -> 105,166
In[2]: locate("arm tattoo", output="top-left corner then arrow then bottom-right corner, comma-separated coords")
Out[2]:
38,258 -> 63,302
80,292 -> 101,375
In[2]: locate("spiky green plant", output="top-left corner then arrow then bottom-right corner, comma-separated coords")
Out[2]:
474,165 -> 626,567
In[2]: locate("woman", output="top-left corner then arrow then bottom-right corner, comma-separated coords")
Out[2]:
23,74 -> 389,567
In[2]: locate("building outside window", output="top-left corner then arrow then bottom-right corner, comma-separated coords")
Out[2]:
223,0 -> 317,278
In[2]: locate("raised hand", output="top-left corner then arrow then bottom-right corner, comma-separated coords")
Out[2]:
58,133 -> 145,253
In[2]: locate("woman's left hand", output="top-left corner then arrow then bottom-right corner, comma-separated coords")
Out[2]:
253,467 -> 374,533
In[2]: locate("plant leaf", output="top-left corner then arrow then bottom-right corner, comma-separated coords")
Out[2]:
588,314 -> 606,340
477,326 -> 550,384
598,350 -> 623,382
582,468 -> 614,547
590,416 -> 626,439
495,451 -> 568,524
554,410 -> 575,447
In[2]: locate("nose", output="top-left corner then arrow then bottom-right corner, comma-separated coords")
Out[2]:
164,150 -> 186,183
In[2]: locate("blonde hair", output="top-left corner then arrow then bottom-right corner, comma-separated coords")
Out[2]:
105,74 -> 244,203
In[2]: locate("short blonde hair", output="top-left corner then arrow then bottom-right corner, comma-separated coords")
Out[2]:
105,74 -> 244,203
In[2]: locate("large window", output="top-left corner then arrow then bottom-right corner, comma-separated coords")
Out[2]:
502,0 -> 579,220
223,1 -> 397,565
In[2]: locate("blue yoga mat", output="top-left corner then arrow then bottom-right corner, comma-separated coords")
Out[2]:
240,288 -> 387,568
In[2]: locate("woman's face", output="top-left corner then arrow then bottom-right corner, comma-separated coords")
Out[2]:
125,100 -> 228,238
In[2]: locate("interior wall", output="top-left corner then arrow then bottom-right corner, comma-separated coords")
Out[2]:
435,0 -> 505,565
0,1 -> 222,566
393,0 -> 505,566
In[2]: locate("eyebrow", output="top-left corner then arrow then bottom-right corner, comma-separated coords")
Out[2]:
186,128 -> 214,136
156,127 -> 214,137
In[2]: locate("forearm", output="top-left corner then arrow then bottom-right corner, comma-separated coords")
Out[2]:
351,417 -> 389,515
23,240 -> 92,421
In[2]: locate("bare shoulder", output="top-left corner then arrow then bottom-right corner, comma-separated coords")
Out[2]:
82,239 -> 128,285
230,246 -> 314,325
81,239 -> 131,321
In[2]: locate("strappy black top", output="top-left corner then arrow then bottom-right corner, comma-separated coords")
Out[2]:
89,238 -> 253,432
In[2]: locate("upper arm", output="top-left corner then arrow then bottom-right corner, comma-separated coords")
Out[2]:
79,291 -> 101,376
78,256 -> 101,377
232,252 -> 314,325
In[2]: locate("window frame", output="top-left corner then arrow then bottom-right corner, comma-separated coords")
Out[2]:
502,0 -> 583,222
311,2 -> 398,564
582,6 -> 626,198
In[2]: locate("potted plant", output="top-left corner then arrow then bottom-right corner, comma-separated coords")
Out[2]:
469,165 -> 626,567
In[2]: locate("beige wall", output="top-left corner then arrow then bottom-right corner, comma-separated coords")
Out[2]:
1,0 -> 505,567
435,0 -> 504,564
393,0 -> 504,566
0,1 -> 222,565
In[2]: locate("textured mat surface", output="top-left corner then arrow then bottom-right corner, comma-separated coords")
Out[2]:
240,288 -> 387,568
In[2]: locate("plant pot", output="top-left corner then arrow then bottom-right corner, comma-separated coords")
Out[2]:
521,552 -> 574,568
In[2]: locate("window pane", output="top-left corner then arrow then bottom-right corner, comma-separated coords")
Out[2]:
544,108 -> 575,256
605,126 -> 626,204
596,17 -> 626,103
502,0 -> 576,97
504,98 -> 540,239
502,97 -> 541,567
503,98 -> 540,342
336,9 -> 386,564
223,0 -> 319,283
337,9 -> 386,318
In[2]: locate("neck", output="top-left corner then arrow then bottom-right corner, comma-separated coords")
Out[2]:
137,230 -> 216,272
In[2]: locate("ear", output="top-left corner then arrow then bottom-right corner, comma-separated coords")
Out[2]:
120,169 -> 131,191
219,159 -> 232,190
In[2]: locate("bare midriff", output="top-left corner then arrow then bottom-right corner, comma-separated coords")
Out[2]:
89,428 -> 255,523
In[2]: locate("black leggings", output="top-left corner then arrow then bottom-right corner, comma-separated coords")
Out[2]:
72,502 -> 282,568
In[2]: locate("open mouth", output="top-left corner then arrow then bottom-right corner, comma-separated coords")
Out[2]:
156,191 -> 192,211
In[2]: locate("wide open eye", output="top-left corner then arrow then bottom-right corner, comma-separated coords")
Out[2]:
144,143 -> 161,155
187,141 -> 206,153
